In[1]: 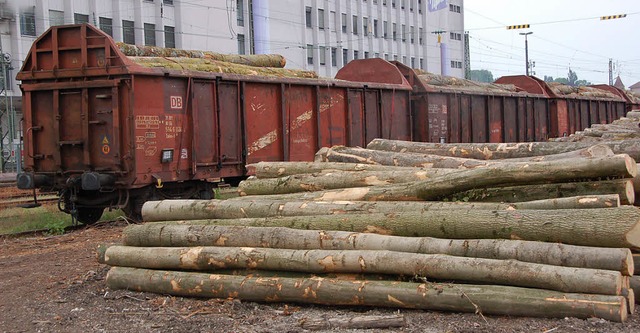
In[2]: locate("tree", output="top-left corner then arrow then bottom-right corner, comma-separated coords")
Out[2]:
568,68 -> 578,86
544,75 -> 554,82
470,69 -> 494,83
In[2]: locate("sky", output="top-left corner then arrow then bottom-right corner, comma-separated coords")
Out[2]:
464,0 -> 640,86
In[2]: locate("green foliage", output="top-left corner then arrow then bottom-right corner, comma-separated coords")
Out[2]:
470,69 -> 494,83
543,71 -> 590,86
44,221 -> 66,236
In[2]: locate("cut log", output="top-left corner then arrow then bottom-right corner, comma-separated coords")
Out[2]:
633,254 -> 640,276
99,245 -> 624,295
122,224 -> 634,275
366,138 -> 640,161
141,195 -> 620,222
141,199 -> 530,221
237,169 -> 457,195
246,162 -> 425,178
234,155 -> 637,202
300,314 -> 405,330
632,164 -> 640,206
106,267 -> 628,322
621,288 -> 636,313
130,56 -> 317,79
326,145 -> 615,169
117,42 -> 287,67
150,206 -> 640,248
627,111 -> 640,119
449,179 -> 634,205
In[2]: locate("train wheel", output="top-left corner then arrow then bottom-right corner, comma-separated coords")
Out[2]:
76,207 -> 105,225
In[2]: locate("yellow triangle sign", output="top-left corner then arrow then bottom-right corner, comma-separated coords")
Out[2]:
102,136 -> 109,144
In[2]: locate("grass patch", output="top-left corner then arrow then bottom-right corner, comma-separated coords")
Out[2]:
0,205 -> 124,235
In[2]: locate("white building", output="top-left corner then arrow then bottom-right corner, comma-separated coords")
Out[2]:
0,0 -> 464,169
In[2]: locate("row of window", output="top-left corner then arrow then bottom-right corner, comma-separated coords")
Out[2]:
364,0 -> 425,13
143,0 -> 174,4
305,45 -> 433,70
450,4 -> 462,13
306,9 -> 461,44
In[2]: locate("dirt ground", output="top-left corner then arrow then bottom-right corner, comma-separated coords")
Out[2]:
1,221 -> 640,333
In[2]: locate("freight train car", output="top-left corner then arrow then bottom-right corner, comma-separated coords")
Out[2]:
15,24 -> 412,223
495,75 -> 627,138
391,62 -> 551,143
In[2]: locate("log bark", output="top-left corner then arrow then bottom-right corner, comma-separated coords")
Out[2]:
246,162 -> 425,178
130,56 -> 317,78
621,288 -> 636,313
117,42 -> 287,67
326,145 -> 614,169
300,314 -> 405,330
366,138 -> 640,161
106,267 -> 628,322
122,224 -> 634,275
99,245 -> 624,295
150,206 -> 640,248
233,155 -> 637,202
627,111 -> 640,119
141,195 -> 620,222
449,179 -> 634,205
237,169 -> 456,195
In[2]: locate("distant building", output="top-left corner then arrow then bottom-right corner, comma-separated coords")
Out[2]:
614,76 -> 625,90
629,81 -> 640,95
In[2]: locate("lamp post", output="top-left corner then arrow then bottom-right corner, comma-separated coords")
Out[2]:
519,31 -> 533,76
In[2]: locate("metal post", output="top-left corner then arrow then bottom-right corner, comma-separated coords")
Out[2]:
520,32 -> 533,76
609,58 -> 613,86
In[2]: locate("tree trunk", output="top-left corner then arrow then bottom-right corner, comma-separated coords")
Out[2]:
237,169 -> 456,195
326,145 -> 615,169
300,314 -> 405,330
449,179 -> 634,205
99,245 -> 623,295
150,206 -> 640,248
141,195 -> 620,222
234,155 -> 637,202
117,42 -> 287,68
141,199 -> 531,221
366,138 -> 640,161
122,224 -> 634,275
106,267 -> 628,322
246,162 -> 425,178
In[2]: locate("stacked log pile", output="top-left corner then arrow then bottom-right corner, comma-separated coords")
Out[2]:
101,114 -> 640,323
555,111 -> 640,143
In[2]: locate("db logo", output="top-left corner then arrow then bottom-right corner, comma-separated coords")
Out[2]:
170,96 -> 183,109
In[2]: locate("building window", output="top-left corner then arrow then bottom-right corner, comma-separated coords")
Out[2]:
411,57 -> 415,68
401,0 -> 405,9
342,48 -> 348,66
74,13 -> 89,24
410,26 -> 414,43
307,44 -> 314,65
451,60 -> 462,68
49,10 -> 64,27
99,17 -> 113,37
384,53 -> 389,60
123,20 -> 135,44
364,51 -> 369,59
419,27 -> 423,45
352,15 -> 358,34
383,0 -> 387,6
402,56 -> 407,64
401,24 -> 406,42
392,0 -> 396,8
375,52 -> 380,58
383,21 -> 388,39
164,0 -> 174,4
144,23 -> 156,46
164,26 -> 175,48
305,7 -> 312,28
393,54 -> 398,61
450,32 -> 462,40
353,50 -> 359,60
373,19 -> 378,37
341,13 -> 347,33
331,47 -> 337,67
410,0 -> 414,11
392,23 -> 397,40
419,58 -> 424,69
319,46 -> 326,65
418,0 -> 422,13
237,34 -> 245,54
363,17 -> 368,36
449,4 -> 461,13
318,9 -> 325,29
330,11 -> 336,31
237,0 -> 244,26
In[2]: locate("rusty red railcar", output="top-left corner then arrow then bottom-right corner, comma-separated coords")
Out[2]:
495,76 -> 627,138
16,24 -> 412,222
392,62 -> 551,143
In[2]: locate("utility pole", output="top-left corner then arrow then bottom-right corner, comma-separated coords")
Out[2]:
463,31 -> 471,79
609,58 -> 613,85
519,32 -> 533,76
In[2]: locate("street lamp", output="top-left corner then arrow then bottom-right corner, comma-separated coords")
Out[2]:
519,31 -> 533,76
